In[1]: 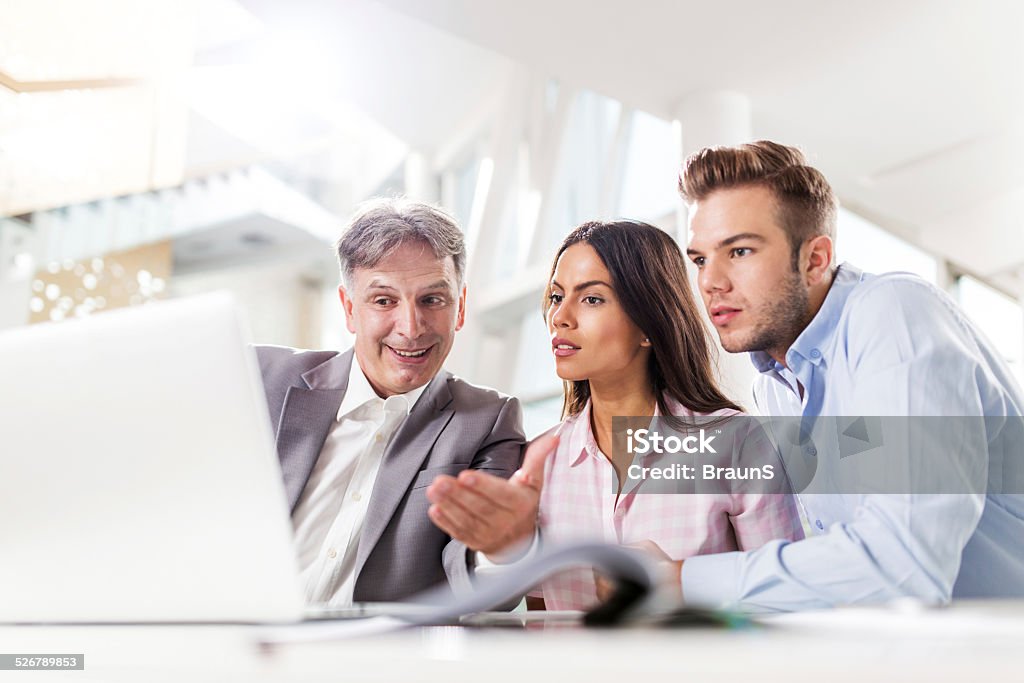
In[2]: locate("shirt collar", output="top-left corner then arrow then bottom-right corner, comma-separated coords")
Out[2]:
337,355 -> 427,421
565,400 -> 598,467
564,397 -> 671,467
750,262 -> 865,374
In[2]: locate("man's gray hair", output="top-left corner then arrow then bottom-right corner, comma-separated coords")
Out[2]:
335,197 -> 467,287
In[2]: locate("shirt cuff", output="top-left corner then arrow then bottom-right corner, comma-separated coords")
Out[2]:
680,551 -> 744,609
474,529 -> 541,575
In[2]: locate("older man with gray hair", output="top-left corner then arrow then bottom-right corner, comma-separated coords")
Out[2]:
255,197 -> 526,605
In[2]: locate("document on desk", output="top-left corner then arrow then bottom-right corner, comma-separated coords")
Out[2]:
252,542 -> 657,646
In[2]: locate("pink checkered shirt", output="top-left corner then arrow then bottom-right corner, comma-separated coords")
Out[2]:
535,397 -> 804,611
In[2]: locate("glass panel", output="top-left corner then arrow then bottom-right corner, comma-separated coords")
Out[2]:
522,394 -> 564,440
618,110 -> 678,222
541,90 -> 621,257
452,155 -> 481,249
835,209 -> 938,283
956,275 -> 1024,386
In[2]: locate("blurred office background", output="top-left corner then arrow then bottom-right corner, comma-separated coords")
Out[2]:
1,0 -> 1021,435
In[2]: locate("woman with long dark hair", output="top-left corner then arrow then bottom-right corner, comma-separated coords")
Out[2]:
530,219 -> 801,610
427,219 -> 802,610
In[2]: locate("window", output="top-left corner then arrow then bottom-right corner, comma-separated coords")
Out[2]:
541,90 -> 623,257
956,275 -> 1024,386
618,110 -> 679,222
521,394 -> 564,440
835,209 -> 938,283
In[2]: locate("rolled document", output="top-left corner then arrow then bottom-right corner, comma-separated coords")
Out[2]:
408,541 -> 659,626
255,542 -> 659,645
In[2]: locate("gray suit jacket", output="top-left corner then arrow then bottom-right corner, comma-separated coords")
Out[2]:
255,345 -> 525,602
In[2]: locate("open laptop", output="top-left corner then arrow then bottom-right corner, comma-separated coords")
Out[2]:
0,291 -> 656,627
0,292 -> 308,623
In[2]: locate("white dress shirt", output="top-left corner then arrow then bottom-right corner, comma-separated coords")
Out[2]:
291,357 -> 426,606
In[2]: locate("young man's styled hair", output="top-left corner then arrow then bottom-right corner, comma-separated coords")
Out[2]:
679,141 -> 838,271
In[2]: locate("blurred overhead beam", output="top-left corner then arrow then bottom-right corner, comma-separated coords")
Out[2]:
0,70 -> 143,93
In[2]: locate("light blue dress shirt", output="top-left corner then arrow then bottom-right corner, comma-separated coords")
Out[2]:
682,263 -> 1024,611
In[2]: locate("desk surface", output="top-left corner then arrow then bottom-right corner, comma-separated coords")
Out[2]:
4,600 -> 1024,682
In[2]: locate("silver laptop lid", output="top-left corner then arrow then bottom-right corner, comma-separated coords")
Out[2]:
0,292 -> 304,623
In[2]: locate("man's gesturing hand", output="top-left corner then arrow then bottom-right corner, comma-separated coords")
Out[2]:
426,435 -> 558,557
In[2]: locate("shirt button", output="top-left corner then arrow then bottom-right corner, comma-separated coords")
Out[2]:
810,348 -> 821,359
327,549 -> 338,559
815,520 -> 824,530
352,492 -> 362,502
375,434 -> 383,443
805,446 -> 817,456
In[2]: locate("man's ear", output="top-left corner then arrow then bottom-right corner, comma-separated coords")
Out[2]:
338,285 -> 357,334
802,235 -> 834,286
455,284 -> 467,332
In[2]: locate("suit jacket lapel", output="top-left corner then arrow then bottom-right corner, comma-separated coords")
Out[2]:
355,372 -> 454,576
276,351 -> 351,511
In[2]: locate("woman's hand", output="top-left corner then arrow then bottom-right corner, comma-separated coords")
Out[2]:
594,540 -> 684,604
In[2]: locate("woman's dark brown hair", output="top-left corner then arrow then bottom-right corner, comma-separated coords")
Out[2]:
544,220 -> 741,419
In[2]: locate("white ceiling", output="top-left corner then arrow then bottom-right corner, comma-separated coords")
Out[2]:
2,0 -> 1021,293
221,0 -> 519,151
361,0 -> 1024,291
